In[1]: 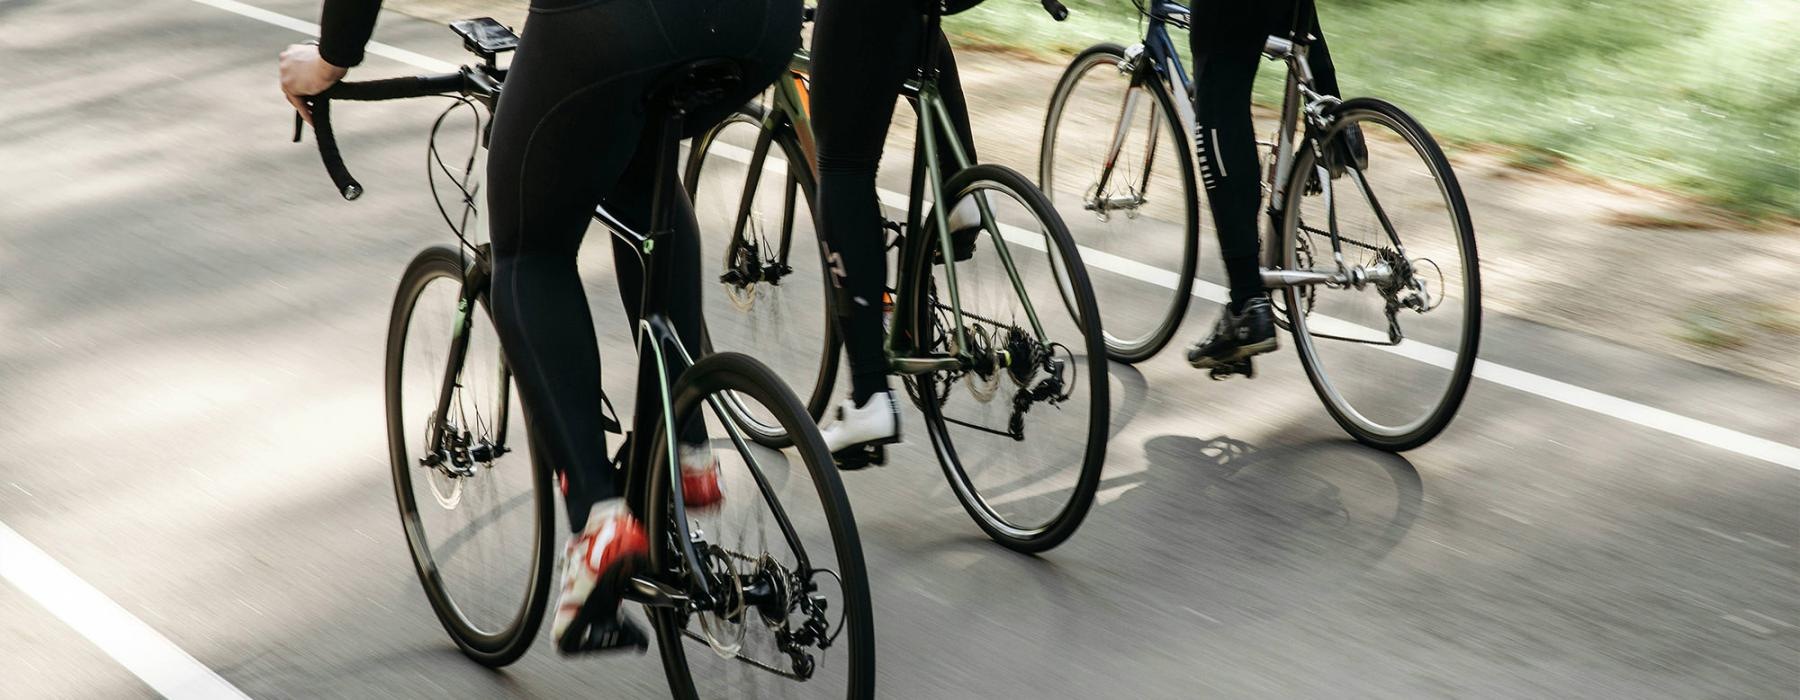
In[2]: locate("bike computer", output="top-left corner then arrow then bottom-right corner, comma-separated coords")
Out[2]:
449,18 -> 518,60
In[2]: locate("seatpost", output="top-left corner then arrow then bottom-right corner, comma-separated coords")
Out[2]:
636,99 -> 686,358
918,1 -> 944,79
648,106 -> 684,241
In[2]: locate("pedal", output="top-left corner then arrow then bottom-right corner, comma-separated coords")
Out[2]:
833,444 -> 887,471
1208,358 -> 1255,380
561,616 -> 649,655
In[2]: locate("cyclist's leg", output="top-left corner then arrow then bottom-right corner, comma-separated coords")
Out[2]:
812,0 -> 921,405
605,150 -> 708,449
1188,21 -> 1264,310
601,2 -> 795,457
489,0 -> 792,531
487,0 -> 796,650
487,0 -> 691,535
1185,2 -> 1278,369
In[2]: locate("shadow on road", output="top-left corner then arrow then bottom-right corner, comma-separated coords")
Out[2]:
1141,434 -> 1423,568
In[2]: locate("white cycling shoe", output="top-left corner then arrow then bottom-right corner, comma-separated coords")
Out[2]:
820,391 -> 901,470
933,198 -> 983,264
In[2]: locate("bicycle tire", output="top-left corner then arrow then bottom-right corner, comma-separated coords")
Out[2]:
384,245 -> 555,667
645,351 -> 875,699
686,103 -> 840,448
1275,98 -> 1481,451
908,164 -> 1109,553
1040,43 -> 1199,363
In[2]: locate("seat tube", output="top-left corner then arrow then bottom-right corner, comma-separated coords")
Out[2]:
918,91 -> 969,356
638,106 -> 692,420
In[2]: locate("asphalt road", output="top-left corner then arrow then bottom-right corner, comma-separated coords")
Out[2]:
2,0 -> 1797,697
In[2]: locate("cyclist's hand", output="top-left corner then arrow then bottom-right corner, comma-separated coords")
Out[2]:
278,42 -> 348,125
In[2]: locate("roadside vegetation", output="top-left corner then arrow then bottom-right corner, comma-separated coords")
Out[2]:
948,0 -> 1798,222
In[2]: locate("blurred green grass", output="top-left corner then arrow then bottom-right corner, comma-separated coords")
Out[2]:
948,0 -> 1799,221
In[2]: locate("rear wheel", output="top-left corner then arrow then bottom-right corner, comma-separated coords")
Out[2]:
1040,43 -> 1200,363
385,245 -> 552,667
646,352 -> 874,699
686,104 -> 838,447
907,164 -> 1109,552
1275,98 -> 1480,451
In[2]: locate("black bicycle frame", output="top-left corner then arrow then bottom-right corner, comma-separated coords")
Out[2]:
609,97 -> 817,602
304,60 -> 824,611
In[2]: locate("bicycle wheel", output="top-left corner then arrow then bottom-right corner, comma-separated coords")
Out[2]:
906,164 -> 1109,553
1040,43 -> 1200,363
385,245 -> 554,667
686,103 -> 838,447
646,352 -> 874,699
1274,98 -> 1481,451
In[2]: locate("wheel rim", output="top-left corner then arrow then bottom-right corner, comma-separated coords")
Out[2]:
1282,107 -> 1477,441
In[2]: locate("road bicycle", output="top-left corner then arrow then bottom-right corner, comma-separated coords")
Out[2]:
1039,0 -> 1480,450
295,19 -> 873,697
685,0 -> 1110,552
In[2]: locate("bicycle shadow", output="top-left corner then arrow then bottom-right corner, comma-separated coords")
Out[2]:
1138,434 -> 1423,568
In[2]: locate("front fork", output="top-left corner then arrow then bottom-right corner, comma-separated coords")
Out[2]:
423,247 -> 507,475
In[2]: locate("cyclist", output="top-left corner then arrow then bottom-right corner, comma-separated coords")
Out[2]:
280,0 -> 801,653
1184,0 -> 1364,372
811,0 -> 986,463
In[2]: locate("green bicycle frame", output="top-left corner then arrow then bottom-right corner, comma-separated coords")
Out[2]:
742,41 -> 1052,374
891,80 -> 1051,369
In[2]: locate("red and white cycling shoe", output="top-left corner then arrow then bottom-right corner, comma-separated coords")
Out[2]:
680,444 -> 723,510
552,500 -> 649,654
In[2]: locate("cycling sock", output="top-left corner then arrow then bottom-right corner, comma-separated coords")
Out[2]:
1225,255 -> 1264,312
849,355 -> 889,406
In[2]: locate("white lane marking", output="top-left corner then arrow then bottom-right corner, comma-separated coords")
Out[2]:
188,0 -> 457,73
0,522 -> 251,699
201,0 -> 1800,473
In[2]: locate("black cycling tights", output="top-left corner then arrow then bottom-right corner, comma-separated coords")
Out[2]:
1190,0 -> 1339,310
487,0 -> 799,532
811,0 -> 978,404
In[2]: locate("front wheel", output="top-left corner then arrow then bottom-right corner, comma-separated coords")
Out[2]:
1275,98 -> 1481,451
385,245 -> 554,667
1040,43 -> 1201,363
646,352 -> 874,699
908,164 -> 1110,553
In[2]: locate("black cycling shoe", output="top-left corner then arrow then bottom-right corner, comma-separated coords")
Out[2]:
1187,297 -> 1279,371
1322,123 -> 1368,179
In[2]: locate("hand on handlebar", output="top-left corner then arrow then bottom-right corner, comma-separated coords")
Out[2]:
278,42 -> 348,124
